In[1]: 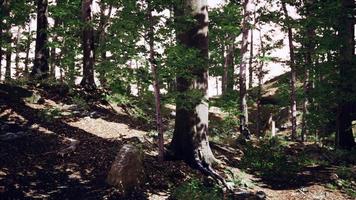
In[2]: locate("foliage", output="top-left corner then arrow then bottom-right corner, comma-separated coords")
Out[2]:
239,137 -> 300,181
171,178 -> 223,200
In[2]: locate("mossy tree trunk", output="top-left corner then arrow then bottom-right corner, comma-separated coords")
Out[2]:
170,0 -> 220,177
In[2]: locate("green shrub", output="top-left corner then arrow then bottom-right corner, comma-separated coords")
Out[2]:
171,178 -> 223,200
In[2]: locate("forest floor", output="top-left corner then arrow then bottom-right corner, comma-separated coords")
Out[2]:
0,83 -> 355,200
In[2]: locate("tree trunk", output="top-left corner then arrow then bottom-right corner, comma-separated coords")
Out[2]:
256,30 -> 265,136
5,42 -> 11,82
336,0 -> 355,149
24,25 -> 31,75
282,1 -> 297,140
50,19 -> 60,78
97,2 -> 112,88
248,15 -> 255,89
239,0 -> 251,136
147,0 -> 164,162
170,0 -> 215,166
4,23 -> 11,82
0,24 -> 2,81
14,26 -> 21,78
301,0 -> 316,142
80,0 -> 96,90
32,0 -> 49,78
222,43 -> 234,95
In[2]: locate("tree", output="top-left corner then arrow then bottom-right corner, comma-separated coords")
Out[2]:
80,0 -> 96,90
282,0 -> 297,140
31,0 -> 49,78
239,0 -> 251,136
169,0 -> 225,184
336,0 -> 355,149
147,0 -> 164,162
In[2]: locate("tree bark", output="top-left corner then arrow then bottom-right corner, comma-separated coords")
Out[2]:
97,2 -> 112,88
336,0 -> 355,149
222,43 -> 234,95
24,25 -> 32,76
50,19 -> 60,78
239,0 -> 250,135
282,1 -> 297,141
256,30 -> 265,136
301,0 -> 315,142
80,0 -> 96,90
14,26 -> 21,78
147,0 -> 164,162
170,0 -> 215,166
5,41 -> 11,82
32,0 -> 49,78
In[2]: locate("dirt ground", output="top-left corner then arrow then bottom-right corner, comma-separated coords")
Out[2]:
0,84 -> 354,200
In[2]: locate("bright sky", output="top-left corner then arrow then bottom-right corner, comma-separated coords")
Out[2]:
209,0 -> 224,8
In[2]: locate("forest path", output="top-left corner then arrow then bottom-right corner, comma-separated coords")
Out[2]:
0,84 -> 354,200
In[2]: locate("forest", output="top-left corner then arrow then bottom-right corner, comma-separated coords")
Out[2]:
0,0 -> 355,199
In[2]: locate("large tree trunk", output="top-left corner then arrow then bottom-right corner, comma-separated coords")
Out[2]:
336,0 -> 355,149
80,0 -> 96,90
170,0 -> 215,167
282,1 -> 297,140
239,0 -> 251,136
32,0 -> 49,78
147,0 -> 164,162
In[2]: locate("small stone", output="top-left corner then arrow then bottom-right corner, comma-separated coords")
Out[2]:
256,191 -> 267,200
89,111 -> 100,118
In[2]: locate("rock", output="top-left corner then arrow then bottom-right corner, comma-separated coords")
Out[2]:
89,111 -> 100,118
106,144 -> 144,194
256,191 -> 267,200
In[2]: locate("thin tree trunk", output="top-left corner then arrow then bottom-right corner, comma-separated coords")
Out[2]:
97,2 -> 112,88
301,0 -> 315,142
147,0 -> 164,162
80,0 -> 96,90
256,30 -> 265,136
282,1 -> 297,140
222,44 -> 227,94
32,0 -> 49,78
239,0 -> 250,136
5,42 -> 11,82
4,20 -> 11,82
336,0 -> 355,149
248,14 -> 255,89
50,19 -> 60,78
24,25 -> 31,75
14,26 -> 21,78
223,43 -> 234,95
0,25 -> 2,80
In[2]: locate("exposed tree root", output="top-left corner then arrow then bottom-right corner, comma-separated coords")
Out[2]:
42,137 -> 79,156
192,151 -> 233,191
